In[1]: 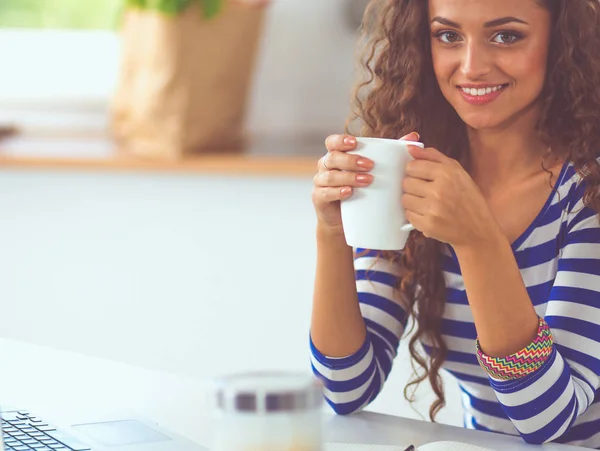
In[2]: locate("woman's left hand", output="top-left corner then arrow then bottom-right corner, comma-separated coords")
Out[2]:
402,145 -> 502,249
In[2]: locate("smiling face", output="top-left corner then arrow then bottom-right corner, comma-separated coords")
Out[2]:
428,0 -> 552,131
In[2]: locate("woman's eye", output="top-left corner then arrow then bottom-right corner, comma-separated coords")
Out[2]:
437,31 -> 461,44
492,32 -> 521,44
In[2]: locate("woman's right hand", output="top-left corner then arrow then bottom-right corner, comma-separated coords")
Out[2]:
312,134 -> 371,233
312,132 -> 420,234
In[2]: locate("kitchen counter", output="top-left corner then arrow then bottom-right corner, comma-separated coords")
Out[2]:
0,133 -> 322,178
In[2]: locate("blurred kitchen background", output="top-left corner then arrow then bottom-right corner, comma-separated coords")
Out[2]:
0,0 -> 363,150
0,0 -> 462,426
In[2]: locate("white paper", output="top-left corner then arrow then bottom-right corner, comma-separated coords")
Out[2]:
325,444 -> 410,451
418,441 -> 495,451
325,441 -> 495,451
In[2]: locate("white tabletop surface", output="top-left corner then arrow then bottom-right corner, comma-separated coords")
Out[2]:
0,338 -> 589,451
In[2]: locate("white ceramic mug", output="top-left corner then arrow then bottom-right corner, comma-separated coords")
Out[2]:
340,137 -> 424,250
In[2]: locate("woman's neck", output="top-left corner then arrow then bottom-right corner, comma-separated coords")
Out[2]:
465,110 -> 552,196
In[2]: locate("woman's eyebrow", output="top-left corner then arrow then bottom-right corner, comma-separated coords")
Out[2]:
430,16 -> 529,28
484,16 -> 529,27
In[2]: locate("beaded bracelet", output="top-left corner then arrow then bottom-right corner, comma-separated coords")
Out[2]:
476,316 -> 554,381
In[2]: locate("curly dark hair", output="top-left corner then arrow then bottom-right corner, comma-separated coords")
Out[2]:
347,0 -> 600,421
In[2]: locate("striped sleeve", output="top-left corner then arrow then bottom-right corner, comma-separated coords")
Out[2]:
486,201 -> 600,444
310,249 -> 408,415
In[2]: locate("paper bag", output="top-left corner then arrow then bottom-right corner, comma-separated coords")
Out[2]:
111,2 -> 265,160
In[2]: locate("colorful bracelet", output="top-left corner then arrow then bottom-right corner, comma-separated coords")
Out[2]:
476,316 -> 554,381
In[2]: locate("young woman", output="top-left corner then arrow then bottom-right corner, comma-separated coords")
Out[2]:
310,0 -> 600,447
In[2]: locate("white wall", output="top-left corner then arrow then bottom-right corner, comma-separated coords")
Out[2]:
246,0 -> 358,136
0,169 -> 462,426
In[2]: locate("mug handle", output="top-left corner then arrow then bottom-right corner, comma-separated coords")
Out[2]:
400,224 -> 415,232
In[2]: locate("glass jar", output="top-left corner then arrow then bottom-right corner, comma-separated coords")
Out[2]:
210,372 -> 323,451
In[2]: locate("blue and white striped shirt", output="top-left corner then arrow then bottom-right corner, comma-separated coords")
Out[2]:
310,162 -> 600,447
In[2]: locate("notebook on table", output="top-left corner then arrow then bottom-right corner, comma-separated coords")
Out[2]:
326,442 -> 496,451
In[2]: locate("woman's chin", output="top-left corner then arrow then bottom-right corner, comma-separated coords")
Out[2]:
458,113 -> 504,131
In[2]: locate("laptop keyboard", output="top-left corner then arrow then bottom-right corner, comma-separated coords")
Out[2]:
2,410 -> 91,451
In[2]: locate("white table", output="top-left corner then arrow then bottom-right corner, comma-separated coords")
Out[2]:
0,338 -> 589,451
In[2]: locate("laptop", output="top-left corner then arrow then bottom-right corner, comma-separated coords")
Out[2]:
1,406 -> 208,451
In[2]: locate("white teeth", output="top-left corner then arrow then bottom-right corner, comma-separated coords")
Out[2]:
461,85 -> 504,96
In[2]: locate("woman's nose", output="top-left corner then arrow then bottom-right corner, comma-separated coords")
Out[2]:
460,41 -> 493,80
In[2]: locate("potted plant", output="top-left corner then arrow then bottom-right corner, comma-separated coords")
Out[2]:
111,0 -> 271,160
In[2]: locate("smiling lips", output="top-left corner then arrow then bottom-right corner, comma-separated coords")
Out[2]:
457,83 -> 509,105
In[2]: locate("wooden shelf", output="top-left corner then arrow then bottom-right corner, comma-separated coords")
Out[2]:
0,134 -> 322,177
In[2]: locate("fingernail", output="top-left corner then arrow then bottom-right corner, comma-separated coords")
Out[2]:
356,174 -> 371,183
411,132 -> 420,140
344,137 -> 356,145
341,187 -> 352,195
357,158 -> 373,168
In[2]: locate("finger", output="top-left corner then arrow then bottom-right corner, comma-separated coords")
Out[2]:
399,131 -> 420,142
407,145 -> 449,163
402,176 -> 431,198
313,186 -> 353,205
402,193 -> 428,216
404,210 -> 426,233
325,134 -> 358,153
314,170 -> 373,188
319,151 -> 374,172
405,159 -> 442,181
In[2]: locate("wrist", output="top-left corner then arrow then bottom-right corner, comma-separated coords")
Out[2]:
316,222 -> 349,244
453,226 -> 510,260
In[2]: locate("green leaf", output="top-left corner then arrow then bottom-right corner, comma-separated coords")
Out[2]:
198,0 -> 223,19
144,0 -> 193,15
124,0 -> 224,18
126,0 -> 147,9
